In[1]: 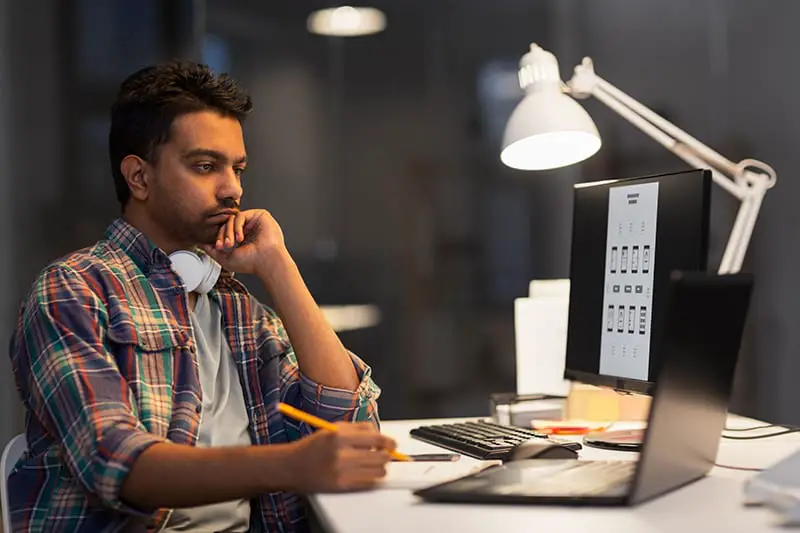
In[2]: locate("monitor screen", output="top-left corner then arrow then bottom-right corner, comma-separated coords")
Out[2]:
564,169 -> 711,394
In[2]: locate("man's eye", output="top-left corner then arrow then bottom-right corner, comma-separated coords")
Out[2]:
234,167 -> 246,177
196,163 -> 215,173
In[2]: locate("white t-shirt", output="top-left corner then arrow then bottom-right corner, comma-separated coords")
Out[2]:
163,293 -> 253,532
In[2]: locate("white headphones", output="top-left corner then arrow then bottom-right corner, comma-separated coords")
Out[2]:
168,250 -> 221,294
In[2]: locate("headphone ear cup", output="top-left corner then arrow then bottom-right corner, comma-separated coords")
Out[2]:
195,253 -> 221,294
169,251 -> 220,294
169,251 -> 204,293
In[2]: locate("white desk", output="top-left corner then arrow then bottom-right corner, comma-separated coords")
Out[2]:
310,415 -> 799,532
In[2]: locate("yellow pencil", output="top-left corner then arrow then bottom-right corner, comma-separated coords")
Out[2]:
277,402 -> 411,461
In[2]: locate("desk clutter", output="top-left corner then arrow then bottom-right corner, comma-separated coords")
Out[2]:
565,384 -> 650,422
406,272 -> 762,509
316,415 -> 800,533
315,270 -> 793,531
409,420 -> 582,461
490,387 -> 650,429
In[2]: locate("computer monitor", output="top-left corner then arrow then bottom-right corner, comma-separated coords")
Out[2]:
565,168 -> 711,395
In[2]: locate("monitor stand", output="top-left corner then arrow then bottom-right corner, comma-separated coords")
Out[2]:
583,428 -> 645,451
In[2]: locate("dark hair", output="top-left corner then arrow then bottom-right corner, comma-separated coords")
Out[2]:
109,60 -> 253,207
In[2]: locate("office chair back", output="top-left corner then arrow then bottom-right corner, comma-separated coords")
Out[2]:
1,434 -> 26,533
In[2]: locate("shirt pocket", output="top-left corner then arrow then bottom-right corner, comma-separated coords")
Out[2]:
107,312 -> 189,437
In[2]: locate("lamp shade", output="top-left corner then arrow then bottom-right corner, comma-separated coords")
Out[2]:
501,91 -> 601,171
500,43 -> 601,171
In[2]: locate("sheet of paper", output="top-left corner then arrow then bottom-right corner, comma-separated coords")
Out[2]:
514,296 -> 571,396
377,460 -> 497,490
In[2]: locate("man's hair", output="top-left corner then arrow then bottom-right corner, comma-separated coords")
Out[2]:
109,60 -> 253,207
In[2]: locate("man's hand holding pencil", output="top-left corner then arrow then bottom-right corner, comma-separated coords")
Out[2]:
279,403 -> 406,492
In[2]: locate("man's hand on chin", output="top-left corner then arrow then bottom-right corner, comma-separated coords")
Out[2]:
202,209 -> 290,279
204,207 -> 360,391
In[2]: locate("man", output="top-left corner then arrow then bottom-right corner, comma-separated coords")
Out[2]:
7,61 -> 394,532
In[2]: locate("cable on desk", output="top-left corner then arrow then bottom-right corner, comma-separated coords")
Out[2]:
723,423 -> 798,432
714,462 -> 764,472
722,427 -> 800,440
716,424 -> 800,470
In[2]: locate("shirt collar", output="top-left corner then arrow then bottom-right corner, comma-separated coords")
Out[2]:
104,217 -> 249,295
216,269 -> 248,294
104,218 -> 171,273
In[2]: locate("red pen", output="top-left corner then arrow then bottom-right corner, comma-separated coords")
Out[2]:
533,423 -> 611,435
537,426 -> 594,435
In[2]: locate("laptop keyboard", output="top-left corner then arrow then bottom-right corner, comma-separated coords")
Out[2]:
409,420 -> 580,460
502,460 -> 636,497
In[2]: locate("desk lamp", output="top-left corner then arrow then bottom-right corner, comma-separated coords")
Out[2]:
501,43 -> 776,274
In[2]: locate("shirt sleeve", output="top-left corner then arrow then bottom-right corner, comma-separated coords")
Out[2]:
11,265 -> 166,518
255,305 -> 381,436
284,347 -> 381,425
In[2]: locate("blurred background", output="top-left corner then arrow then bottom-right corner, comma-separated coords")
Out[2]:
1,0 -> 798,453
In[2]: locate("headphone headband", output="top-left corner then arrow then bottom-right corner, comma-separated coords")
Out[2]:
168,250 -> 221,294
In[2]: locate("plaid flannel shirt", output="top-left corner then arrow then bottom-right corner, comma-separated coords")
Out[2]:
7,218 -> 381,532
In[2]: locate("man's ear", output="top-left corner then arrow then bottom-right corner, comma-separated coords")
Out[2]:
120,155 -> 150,201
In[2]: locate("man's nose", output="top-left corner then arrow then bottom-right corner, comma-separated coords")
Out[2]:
219,168 -> 243,202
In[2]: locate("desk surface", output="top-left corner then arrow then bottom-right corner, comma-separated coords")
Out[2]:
311,415 -> 798,532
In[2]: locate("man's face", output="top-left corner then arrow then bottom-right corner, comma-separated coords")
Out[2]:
146,110 -> 247,248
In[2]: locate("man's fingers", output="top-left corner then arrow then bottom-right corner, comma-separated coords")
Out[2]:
333,422 -> 397,450
361,435 -> 396,452
234,212 -> 247,243
340,448 -> 391,467
337,430 -> 396,452
382,435 -> 397,451
225,216 -> 237,248
357,465 -> 389,480
216,223 -> 227,248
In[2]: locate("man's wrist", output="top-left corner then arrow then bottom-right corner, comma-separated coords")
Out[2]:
121,440 -> 304,508
255,246 -> 297,288
254,441 -> 300,493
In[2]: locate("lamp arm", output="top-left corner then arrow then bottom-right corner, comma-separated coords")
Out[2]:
566,58 -> 777,274
588,82 -> 744,198
720,179 -> 768,274
593,76 -> 740,176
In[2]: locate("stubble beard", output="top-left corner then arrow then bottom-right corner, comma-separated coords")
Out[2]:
151,197 -> 219,249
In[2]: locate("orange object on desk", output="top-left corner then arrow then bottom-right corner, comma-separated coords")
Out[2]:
532,420 -> 611,435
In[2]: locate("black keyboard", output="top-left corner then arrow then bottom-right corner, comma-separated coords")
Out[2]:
409,420 -> 581,461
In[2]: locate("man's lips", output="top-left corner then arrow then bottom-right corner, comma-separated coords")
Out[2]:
207,210 -> 239,222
